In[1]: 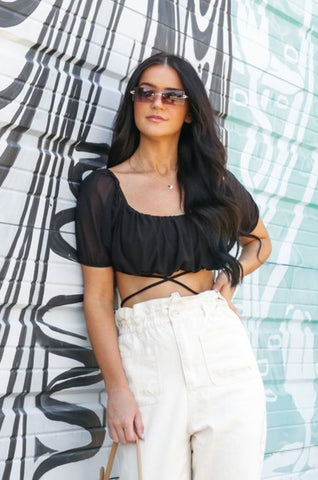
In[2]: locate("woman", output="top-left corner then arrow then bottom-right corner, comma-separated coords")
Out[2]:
76,52 -> 271,480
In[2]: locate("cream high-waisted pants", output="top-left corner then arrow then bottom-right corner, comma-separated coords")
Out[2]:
115,290 -> 266,480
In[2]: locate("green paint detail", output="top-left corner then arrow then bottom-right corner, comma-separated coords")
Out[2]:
229,0 -> 318,477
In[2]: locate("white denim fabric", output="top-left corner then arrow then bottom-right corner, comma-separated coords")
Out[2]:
115,290 -> 266,480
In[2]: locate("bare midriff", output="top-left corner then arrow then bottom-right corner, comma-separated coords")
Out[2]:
115,268 -> 214,307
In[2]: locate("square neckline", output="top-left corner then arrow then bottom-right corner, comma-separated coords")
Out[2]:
106,168 -> 186,219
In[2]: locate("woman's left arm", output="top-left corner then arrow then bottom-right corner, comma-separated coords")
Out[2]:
213,217 -> 272,308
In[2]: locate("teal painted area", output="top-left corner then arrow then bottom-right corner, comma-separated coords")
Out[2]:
229,0 -> 318,477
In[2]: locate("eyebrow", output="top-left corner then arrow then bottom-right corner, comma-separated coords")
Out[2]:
139,81 -> 184,90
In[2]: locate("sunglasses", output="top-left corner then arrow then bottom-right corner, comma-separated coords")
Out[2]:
130,87 -> 188,105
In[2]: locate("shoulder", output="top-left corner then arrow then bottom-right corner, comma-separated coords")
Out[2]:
223,169 -> 251,197
79,168 -> 119,199
108,159 -> 131,174
81,167 -> 117,187
223,169 -> 259,232
223,169 -> 258,211
223,169 -> 240,188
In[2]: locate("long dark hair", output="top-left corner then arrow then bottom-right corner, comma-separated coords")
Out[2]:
108,53 -> 250,286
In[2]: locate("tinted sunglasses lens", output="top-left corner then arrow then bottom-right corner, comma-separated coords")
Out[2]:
131,87 -> 187,105
162,90 -> 186,105
134,87 -> 154,102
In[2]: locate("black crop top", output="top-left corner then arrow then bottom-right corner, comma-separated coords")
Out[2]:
75,168 -> 259,275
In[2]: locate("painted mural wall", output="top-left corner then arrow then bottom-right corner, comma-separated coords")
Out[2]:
0,1 -> 317,479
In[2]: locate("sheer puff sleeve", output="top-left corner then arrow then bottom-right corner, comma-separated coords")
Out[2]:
225,170 -> 259,235
75,169 -> 115,267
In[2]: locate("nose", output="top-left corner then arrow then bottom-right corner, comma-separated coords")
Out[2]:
152,93 -> 164,108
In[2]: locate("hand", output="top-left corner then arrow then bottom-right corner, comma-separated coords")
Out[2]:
106,387 -> 144,444
212,271 -> 240,317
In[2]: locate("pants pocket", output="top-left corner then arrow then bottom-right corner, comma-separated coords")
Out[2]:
199,313 -> 259,386
119,337 -> 161,406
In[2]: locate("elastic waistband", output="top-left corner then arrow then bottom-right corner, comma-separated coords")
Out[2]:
115,290 -> 222,333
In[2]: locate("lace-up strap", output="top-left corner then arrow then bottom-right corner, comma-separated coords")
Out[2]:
120,271 -> 199,307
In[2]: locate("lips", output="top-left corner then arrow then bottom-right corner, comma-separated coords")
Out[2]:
146,115 -> 166,122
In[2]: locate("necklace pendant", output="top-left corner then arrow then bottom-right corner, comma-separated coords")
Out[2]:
167,184 -> 174,190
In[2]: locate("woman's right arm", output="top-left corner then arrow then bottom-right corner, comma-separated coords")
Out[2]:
81,264 -> 144,444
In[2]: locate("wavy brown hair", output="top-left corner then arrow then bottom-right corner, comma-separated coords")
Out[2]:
108,52 -> 257,285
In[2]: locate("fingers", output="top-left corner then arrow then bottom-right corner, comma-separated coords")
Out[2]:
134,410 -> 144,440
108,424 -> 119,444
106,388 -> 143,445
108,420 -> 136,444
213,270 -> 228,290
124,421 -> 139,443
107,412 -> 144,444
213,276 -> 236,303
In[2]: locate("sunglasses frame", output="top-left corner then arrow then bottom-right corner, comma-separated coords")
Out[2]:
130,86 -> 188,105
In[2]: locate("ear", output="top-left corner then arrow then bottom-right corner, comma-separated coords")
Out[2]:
184,111 -> 192,124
